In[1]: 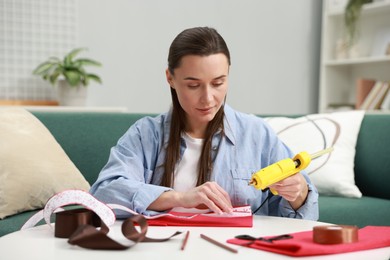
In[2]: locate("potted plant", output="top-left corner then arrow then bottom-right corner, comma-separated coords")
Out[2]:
344,0 -> 373,48
33,47 -> 102,106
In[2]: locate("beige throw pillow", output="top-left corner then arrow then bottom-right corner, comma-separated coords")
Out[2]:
0,108 -> 90,219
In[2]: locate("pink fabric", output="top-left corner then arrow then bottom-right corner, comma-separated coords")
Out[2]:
146,211 -> 253,227
227,226 -> 390,256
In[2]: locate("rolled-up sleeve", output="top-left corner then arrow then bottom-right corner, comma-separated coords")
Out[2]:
279,182 -> 319,220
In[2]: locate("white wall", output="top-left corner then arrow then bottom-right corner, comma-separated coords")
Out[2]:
79,0 -> 322,115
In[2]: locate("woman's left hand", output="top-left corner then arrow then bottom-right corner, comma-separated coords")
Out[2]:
268,173 -> 309,210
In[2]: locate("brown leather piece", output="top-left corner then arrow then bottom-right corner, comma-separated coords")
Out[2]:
313,225 -> 359,244
55,208 -> 181,250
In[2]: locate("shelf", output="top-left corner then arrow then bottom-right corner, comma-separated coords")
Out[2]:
328,0 -> 390,16
21,106 -> 128,113
0,100 -> 128,113
319,0 -> 390,113
0,100 -> 59,106
324,107 -> 390,114
324,56 -> 390,66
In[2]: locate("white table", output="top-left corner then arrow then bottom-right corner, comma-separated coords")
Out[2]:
1,216 -> 389,260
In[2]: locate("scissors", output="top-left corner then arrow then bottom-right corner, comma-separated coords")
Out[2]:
235,234 -> 293,245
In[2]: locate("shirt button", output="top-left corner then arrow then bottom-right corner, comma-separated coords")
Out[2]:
212,146 -> 217,150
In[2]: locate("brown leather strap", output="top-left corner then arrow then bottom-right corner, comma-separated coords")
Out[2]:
55,208 -> 181,250
313,225 -> 359,244
55,208 -> 102,238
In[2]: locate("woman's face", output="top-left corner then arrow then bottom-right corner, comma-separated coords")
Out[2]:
166,53 -> 229,136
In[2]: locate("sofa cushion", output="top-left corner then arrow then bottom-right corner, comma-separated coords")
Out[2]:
32,112 -> 152,185
0,108 -> 90,219
354,114 -> 390,200
265,110 -> 364,198
318,195 -> 390,228
0,210 -> 41,237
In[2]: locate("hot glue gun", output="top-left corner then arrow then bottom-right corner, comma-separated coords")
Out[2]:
248,147 -> 334,195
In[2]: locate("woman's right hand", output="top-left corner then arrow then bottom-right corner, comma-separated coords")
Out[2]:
148,181 -> 233,214
177,181 -> 233,214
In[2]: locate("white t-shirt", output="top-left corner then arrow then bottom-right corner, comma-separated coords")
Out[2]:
173,132 -> 203,192
172,132 -> 206,213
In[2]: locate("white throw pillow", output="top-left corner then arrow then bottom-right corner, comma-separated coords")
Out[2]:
0,108 -> 90,219
264,110 -> 364,198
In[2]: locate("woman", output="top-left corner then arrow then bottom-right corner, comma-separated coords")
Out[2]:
90,27 -> 318,220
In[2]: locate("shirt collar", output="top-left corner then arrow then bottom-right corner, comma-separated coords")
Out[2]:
163,107 -> 173,146
222,104 -> 236,145
163,104 -> 236,146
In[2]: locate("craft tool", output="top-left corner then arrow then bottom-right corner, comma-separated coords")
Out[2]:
200,234 -> 238,253
249,147 -> 334,194
181,231 -> 190,250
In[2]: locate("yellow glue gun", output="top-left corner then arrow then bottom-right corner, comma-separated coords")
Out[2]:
248,147 -> 333,195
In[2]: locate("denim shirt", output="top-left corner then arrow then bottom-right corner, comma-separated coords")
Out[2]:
90,104 -> 319,220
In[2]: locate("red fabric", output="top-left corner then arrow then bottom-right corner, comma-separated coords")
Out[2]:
227,226 -> 390,256
146,211 -> 253,227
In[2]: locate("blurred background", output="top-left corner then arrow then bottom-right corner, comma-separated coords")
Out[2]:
0,0 -> 322,114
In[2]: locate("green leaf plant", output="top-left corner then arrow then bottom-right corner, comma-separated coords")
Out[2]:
344,0 -> 373,47
33,48 -> 102,87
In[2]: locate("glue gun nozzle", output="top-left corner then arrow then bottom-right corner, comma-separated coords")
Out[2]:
248,179 -> 256,186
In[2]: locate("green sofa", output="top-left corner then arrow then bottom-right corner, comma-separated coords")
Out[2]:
0,111 -> 389,237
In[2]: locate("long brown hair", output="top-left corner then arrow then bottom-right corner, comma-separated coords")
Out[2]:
161,27 -> 231,188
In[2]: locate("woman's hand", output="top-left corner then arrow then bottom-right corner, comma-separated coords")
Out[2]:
148,181 -> 233,214
268,173 -> 309,210
178,181 -> 233,214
